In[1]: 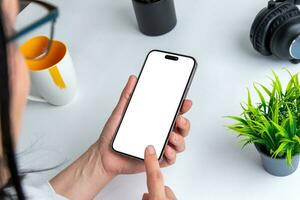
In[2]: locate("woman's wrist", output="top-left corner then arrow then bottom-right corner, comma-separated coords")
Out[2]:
50,143 -> 115,200
79,143 -> 115,189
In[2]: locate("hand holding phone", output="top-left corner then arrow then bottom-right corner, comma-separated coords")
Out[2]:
95,50 -> 194,177
112,50 -> 197,160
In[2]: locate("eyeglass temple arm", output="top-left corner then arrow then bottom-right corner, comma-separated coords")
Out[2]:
20,0 -> 57,11
6,10 -> 58,43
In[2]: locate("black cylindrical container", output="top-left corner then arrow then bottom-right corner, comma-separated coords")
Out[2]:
132,0 -> 177,36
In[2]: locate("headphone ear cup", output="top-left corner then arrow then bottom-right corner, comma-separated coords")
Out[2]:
268,7 -> 300,43
270,15 -> 300,61
250,8 -> 269,44
250,2 -> 295,56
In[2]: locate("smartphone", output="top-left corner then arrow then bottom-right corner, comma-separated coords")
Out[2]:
112,50 -> 197,160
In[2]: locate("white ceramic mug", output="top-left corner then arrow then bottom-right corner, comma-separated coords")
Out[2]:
20,36 -> 77,106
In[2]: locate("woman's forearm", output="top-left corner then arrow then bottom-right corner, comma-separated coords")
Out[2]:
50,143 -> 114,200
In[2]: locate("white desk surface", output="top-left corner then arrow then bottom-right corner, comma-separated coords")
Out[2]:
18,0 -> 300,199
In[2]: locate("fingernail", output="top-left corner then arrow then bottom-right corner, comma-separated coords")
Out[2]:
146,145 -> 156,155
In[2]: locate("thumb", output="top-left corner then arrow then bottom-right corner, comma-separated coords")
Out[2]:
111,75 -> 137,122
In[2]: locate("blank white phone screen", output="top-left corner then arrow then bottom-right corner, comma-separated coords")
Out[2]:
113,51 -> 195,160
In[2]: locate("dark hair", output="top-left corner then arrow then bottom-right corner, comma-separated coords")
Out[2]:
0,6 -> 25,200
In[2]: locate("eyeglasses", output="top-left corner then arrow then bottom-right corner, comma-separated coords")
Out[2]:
6,0 -> 59,60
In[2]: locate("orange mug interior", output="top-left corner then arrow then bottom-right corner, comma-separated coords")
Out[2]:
20,36 -> 66,71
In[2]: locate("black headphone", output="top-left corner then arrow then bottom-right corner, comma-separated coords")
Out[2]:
250,0 -> 300,63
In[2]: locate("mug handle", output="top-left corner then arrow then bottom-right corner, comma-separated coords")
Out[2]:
27,95 -> 47,103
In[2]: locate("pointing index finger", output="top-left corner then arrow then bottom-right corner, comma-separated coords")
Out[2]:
144,145 -> 166,199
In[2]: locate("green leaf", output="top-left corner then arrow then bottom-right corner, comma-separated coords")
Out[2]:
247,88 -> 252,107
286,78 -> 294,94
254,84 -> 266,111
258,83 -> 272,97
271,121 -> 289,137
240,139 -> 253,149
285,69 -> 295,94
268,85 -> 276,116
288,107 -> 296,136
226,116 -> 248,125
273,143 -> 287,158
291,73 -> 300,88
287,147 -> 292,166
281,118 -> 290,131
271,101 -> 279,124
272,70 -> 283,95
279,138 -> 295,144
293,135 -> 300,144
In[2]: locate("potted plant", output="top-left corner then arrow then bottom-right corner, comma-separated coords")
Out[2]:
132,0 -> 177,36
227,71 -> 300,176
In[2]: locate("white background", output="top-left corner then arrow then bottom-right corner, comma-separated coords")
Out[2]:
18,0 -> 300,199
113,51 -> 195,160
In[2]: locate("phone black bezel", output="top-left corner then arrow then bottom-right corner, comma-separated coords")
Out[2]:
111,49 -> 198,161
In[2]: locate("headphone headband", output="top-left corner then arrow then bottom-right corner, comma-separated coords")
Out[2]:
276,0 -> 300,5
